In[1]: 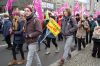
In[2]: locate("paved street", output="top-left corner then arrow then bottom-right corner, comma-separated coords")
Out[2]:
0,34 -> 100,66
0,34 -> 65,66
63,44 -> 100,66
50,43 -> 100,66
0,0 -> 100,66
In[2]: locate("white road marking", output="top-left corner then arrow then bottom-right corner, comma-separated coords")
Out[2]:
0,44 -> 7,47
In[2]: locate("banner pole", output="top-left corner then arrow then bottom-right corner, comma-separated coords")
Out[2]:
81,2 -> 84,20
40,30 -> 50,44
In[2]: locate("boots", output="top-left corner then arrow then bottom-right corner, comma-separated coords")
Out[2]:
58,58 -> 65,66
45,48 -> 51,55
17,59 -> 26,64
8,59 -> 17,66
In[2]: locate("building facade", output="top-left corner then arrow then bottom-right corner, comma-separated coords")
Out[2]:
0,0 -> 34,13
0,0 -> 99,13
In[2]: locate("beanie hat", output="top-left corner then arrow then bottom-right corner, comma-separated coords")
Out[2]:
25,6 -> 33,12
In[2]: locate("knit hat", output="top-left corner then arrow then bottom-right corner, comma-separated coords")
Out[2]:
25,6 -> 33,12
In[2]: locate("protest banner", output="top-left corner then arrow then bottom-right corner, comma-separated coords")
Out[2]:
47,18 -> 61,36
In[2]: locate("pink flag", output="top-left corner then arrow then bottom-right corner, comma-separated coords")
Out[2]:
94,11 -> 100,18
85,11 -> 90,17
74,1 -> 80,15
54,2 -> 69,16
34,0 -> 44,21
6,0 -> 13,11
59,3 -> 69,12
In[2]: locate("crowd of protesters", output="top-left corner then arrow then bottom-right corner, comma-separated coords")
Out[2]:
0,5 -> 100,66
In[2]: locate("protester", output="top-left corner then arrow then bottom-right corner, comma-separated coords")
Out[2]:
36,15 -> 48,51
24,6 -> 42,66
85,16 -> 90,44
75,13 -> 81,23
75,13 -> 81,46
89,15 -> 96,43
8,11 -> 26,66
59,8 -> 78,65
45,16 -> 59,55
76,18 -> 89,51
92,15 -> 100,58
2,12 -> 12,50
57,15 -> 63,41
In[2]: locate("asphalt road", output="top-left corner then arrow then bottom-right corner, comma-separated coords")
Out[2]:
0,34 -> 65,66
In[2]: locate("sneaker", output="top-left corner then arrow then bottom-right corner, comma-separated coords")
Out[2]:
17,59 -> 26,65
8,59 -> 17,66
55,47 -> 59,53
45,48 -> 51,55
45,51 -> 50,55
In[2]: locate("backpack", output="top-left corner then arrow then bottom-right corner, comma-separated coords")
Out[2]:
92,21 -> 100,39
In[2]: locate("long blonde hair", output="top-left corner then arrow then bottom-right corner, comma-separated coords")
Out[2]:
13,16 -> 19,31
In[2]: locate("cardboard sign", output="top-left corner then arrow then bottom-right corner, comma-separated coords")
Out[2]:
47,18 -> 61,36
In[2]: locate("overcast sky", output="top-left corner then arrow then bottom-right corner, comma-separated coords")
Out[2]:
78,0 -> 89,3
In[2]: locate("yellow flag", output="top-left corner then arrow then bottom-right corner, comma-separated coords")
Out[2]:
46,10 -> 50,20
47,18 -> 61,36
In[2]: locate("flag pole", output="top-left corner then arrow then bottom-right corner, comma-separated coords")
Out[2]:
81,2 -> 84,20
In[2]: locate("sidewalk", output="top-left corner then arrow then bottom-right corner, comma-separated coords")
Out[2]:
63,44 -> 100,66
50,44 -> 100,66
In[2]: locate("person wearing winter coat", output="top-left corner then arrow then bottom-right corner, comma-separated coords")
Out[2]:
89,15 -> 96,43
76,19 -> 89,51
59,9 -> 78,66
2,12 -> 12,50
57,15 -> 63,41
24,6 -> 42,66
92,15 -> 100,58
8,12 -> 26,66
45,16 -> 59,55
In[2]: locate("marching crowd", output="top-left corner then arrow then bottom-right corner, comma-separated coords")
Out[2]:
0,5 -> 100,66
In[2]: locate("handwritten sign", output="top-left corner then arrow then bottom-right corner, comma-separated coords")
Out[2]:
47,18 -> 61,36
